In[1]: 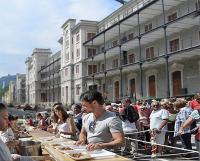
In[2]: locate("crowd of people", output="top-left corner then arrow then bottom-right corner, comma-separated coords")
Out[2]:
0,90 -> 200,160
23,90 -> 200,155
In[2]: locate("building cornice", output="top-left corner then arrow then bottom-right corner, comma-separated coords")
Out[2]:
58,37 -> 63,44
32,48 -> 52,56
97,0 -> 137,26
61,19 -> 76,29
71,20 -> 98,33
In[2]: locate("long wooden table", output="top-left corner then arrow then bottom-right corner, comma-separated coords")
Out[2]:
29,129 -> 131,161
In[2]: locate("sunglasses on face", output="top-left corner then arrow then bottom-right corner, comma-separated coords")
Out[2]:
89,121 -> 96,133
152,104 -> 159,107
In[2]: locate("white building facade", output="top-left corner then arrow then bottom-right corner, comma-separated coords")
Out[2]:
23,0 -> 200,106
16,73 -> 26,104
82,0 -> 200,101
38,51 -> 61,107
25,48 -> 52,105
2,81 -> 16,105
60,20 -> 98,105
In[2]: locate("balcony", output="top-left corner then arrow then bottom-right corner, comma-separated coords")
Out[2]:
84,35 -> 200,79
83,0 -> 198,65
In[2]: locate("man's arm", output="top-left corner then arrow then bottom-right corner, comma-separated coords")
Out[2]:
178,117 -> 194,134
158,119 -> 168,131
157,109 -> 169,132
182,117 -> 194,128
86,132 -> 124,151
99,132 -> 125,149
75,127 -> 87,145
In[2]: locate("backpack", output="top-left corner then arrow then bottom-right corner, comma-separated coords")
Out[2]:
120,105 -> 139,123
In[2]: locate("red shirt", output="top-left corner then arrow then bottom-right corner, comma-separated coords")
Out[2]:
26,118 -> 33,126
189,100 -> 200,110
132,104 -> 139,113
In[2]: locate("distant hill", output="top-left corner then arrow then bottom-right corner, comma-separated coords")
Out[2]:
0,75 -> 16,88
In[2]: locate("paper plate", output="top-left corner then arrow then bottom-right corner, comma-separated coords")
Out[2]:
88,149 -> 116,159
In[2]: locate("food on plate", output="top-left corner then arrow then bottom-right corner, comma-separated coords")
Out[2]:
69,153 -> 82,158
59,147 -> 73,150
66,152 -> 91,160
44,138 -> 53,141
51,143 -> 60,147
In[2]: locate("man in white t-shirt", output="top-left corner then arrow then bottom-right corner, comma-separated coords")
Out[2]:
150,101 -> 169,154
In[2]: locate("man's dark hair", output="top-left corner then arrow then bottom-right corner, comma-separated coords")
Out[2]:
14,116 -> 19,120
80,90 -> 104,105
115,100 -> 121,104
105,102 -> 111,106
53,102 -> 63,107
0,103 -> 7,112
122,98 -> 131,104
8,115 -> 15,121
36,112 -> 43,118
72,103 -> 82,110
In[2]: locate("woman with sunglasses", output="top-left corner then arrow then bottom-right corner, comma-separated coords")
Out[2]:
149,101 -> 169,155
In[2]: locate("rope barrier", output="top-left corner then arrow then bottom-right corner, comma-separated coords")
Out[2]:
125,129 -> 151,134
133,152 -> 196,159
125,137 -> 200,154
129,129 -> 197,134
128,129 -> 173,134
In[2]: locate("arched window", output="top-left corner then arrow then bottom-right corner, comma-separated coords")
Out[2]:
130,78 -> 135,97
148,75 -> 156,97
114,81 -> 119,100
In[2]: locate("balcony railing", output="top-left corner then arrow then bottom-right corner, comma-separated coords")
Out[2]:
85,38 -> 200,76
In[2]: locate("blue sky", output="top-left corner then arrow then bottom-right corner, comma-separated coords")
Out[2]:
0,0 -> 121,77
